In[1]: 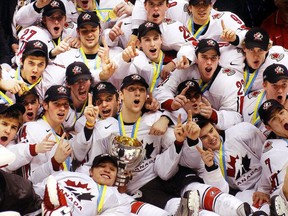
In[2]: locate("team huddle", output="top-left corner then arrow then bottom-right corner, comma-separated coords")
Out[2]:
1,0 -> 288,215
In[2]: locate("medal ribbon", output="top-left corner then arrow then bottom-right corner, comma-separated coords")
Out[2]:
219,138 -> 228,181
79,48 -> 101,71
251,91 -> 266,126
118,112 -> 141,138
198,79 -> 212,93
243,66 -> 259,95
52,37 -> 61,48
97,184 -> 107,214
188,18 -> 210,39
150,51 -> 164,92
42,116 -> 70,171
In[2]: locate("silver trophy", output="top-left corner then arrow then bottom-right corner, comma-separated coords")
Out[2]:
109,135 -> 145,193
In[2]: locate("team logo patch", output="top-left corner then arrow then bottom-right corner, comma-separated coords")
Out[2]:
145,22 -> 154,28
164,18 -> 175,24
33,41 -> 43,49
212,12 -> 224,19
64,22 -> 74,29
57,86 -> 67,95
82,13 -> 91,21
248,90 -> 261,99
185,80 -> 195,87
270,53 -> 284,62
183,3 -> 189,12
72,66 -> 82,75
131,74 -> 141,80
50,0 -> 60,8
207,39 -> 216,46
275,66 -> 284,74
262,101 -> 272,110
222,68 -> 235,76
97,83 -> 106,91
253,32 -> 263,41
263,141 -> 273,153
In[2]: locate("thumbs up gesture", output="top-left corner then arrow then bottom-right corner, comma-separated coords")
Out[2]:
220,20 -> 237,42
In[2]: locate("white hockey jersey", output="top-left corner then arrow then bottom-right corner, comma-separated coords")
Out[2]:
34,171 -> 131,216
153,65 -> 244,130
72,111 -> 181,194
16,118 -> 91,184
258,138 -> 288,197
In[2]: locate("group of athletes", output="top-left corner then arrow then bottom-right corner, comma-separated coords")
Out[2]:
1,0 -> 288,215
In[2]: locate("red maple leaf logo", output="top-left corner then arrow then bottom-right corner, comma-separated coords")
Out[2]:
227,155 -> 239,177
65,180 -> 90,190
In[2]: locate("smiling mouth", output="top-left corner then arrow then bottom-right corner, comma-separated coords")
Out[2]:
150,49 -> 156,53
102,109 -> 111,114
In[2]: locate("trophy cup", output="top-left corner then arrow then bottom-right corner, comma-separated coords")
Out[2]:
109,135 -> 145,193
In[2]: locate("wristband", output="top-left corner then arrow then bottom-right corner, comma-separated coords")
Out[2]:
86,121 -> 95,128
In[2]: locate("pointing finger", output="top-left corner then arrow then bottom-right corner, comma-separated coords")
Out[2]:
177,113 -> 182,125
102,36 -> 108,49
180,85 -> 190,96
196,145 -> 204,154
117,21 -> 123,28
187,109 -> 193,122
221,19 -> 226,30
44,132 -> 52,140
88,92 -> 93,106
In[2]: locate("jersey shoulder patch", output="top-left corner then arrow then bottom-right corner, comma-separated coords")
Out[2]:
222,68 -> 236,76
247,90 -> 262,99
64,22 -> 75,29
263,140 -> 273,153
269,53 -> 284,62
212,12 -> 224,20
164,18 -> 176,25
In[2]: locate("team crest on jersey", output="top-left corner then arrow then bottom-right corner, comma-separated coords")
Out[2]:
222,68 -> 235,76
72,66 -> 83,75
50,0 -> 60,8
212,13 -> 224,19
64,22 -> 74,29
164,18 -> 175,25
263,141 -> 273,153
269,53 -> 284,62
248,90 -> 261,99
254,32 -> 263,41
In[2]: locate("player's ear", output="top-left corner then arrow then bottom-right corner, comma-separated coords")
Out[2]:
136,39 -> 141,49
265,124 -> 271,131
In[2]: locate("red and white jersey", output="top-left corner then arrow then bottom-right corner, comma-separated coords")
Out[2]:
131,0 -> 188,29
54,46 -> 129,89
153,66 -> 245,130
241,45 -> 288,94
34,171 -> 131,216
258,138 -> 288,197
213,122 -> 265,191
16,118 -> 91,184
15,23 -> 76,66
242,90 -> 271,137
0,62 -> 66,105
72,112 -> 181,194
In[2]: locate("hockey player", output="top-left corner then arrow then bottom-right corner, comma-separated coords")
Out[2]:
242,63 -> 288,137
240,27 -> 288,95
15,0 -> 76,64
154,38 -> 244,130
0,39 -> 48,105
16,85 -> 93,184
54,11 -> 129,89
253,99 -> 288,214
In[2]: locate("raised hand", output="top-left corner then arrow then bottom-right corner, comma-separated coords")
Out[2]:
184,110 -> 200,140
149,116 -> 169,136
109,21 -> 124,42
54,133 -> 72,164
171,85 -> 189,111
113,2 -> 133,17
35,0 -> 52,8
220,20 -> 236,42
196,146 -> 214,167
51,36 -> 72,57
145,92 -> 160,112
176,55 -> 190,70
122,40 -> 138,63
35,132 -> 56,154
99,37 -> 117,81
84,93 -> 99,127
174,113 -> 186,142
161,62 -> 176,80
200,97 -> 213,119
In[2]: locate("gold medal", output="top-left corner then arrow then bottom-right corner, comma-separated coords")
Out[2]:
108,10 -> 117,19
